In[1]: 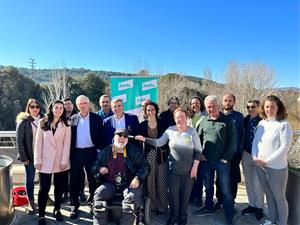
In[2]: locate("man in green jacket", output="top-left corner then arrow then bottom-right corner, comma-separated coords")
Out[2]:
196,95 -> 237,225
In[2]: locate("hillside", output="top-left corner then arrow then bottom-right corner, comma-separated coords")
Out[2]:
0,65 -> 299,131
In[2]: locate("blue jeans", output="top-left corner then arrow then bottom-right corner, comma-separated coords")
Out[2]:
202,161 -> 234,221
25,162 -> 36,201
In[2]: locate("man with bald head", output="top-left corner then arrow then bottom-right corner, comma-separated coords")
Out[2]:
69,95 -> 104,219
196,95 -> 236,225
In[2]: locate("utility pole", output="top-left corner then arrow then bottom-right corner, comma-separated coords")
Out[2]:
29,58 -> 36,70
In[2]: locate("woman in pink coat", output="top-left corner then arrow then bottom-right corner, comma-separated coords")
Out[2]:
34,100 -> 71,225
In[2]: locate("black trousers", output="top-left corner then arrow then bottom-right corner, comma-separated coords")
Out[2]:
38,171 -> 68,217
168,172 -> 194,224
70,147 -> 97,208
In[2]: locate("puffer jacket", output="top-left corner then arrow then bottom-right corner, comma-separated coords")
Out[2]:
16,112 -> 43,162
92,143 -> 148,183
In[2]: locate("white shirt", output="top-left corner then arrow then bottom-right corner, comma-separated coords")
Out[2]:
112,114 -> 126,129
252,118 -> 293,169
76,113 -> 94,148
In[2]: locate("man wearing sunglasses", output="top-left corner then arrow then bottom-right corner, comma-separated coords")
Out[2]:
92,128 -> 148,225
241,100 -> 264,220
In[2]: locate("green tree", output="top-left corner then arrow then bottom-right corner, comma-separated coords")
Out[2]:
77,72 -> 107,111
0,66 -> 43,130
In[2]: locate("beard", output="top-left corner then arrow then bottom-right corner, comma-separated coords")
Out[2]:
114,142 -> 126,149
224,105 -> 233,111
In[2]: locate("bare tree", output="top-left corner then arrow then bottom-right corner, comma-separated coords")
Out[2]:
222,61 -> 278,114
42,69 -> 70,108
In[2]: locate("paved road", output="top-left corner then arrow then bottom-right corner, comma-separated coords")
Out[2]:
11,184 -> 264,225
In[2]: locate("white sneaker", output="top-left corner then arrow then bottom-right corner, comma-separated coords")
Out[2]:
260,220 -> 276,225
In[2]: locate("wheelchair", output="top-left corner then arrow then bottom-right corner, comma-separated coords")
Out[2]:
92,177 -> 151,225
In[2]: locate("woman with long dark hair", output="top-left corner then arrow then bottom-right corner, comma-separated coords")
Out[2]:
139,101 -> 169,214
34,100 -> 71,225
16,98 -> 43,213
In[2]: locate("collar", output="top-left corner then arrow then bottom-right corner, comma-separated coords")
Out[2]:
114,113 -> 125,121
79,112 -> 90,120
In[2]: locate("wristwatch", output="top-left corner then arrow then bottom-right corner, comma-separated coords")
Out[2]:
220,159 -> 228,164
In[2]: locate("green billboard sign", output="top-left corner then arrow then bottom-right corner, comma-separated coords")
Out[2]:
111,76 -> 158,114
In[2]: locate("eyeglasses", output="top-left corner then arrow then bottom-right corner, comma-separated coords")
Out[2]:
146,109 -> 155,112
29,105 -> 40,109
246,106 -> 256,109
117,133 -> 128,138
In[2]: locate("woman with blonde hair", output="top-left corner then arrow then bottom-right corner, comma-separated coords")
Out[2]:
16,98 -> 43,213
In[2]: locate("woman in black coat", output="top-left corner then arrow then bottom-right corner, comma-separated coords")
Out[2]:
16,98 -> 43,213
139,101 -> 169,215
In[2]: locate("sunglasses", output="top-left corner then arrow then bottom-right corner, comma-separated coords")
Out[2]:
117,133 -> 128,138
29,105 -> 40,109
246,106 -> 256,109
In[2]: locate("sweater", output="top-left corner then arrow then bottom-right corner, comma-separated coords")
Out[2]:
197,113 -> 237,162
252,118 -> 293,169
145,125 -> 202,175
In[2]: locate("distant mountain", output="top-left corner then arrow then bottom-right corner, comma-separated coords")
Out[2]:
276,87 -> 300,92
0,65 -> 137,83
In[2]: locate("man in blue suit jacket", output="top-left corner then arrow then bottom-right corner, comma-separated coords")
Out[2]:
103,98 -> 140,147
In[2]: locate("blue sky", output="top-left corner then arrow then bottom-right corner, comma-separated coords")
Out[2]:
0,0 -> 299,88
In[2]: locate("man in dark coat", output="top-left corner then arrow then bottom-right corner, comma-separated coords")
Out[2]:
92,128 -> 148,225
69,95 -> 104,219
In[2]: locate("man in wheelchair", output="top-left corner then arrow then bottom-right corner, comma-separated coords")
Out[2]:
92,128 -> 148,225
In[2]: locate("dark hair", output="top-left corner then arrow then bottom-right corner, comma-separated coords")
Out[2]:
143,101 -> 159,118
63,97 -> 72,102
99,94 -> 110,105
189,96 -> 205,116
41,100 -> 69,131
247,100 -> 260,106
25,98 -> 43,116
167,96 -> 180,105
260,95 -> 287,121
223,93 -> 236,102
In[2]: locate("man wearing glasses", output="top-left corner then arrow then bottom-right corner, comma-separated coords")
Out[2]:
241,100 -> 264,220
92,128 -> 148,225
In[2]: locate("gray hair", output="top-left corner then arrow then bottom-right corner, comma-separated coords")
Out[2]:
76,95 -> 90,105
204,95 -> 219,105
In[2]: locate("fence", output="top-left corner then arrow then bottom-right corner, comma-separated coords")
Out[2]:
0,130 -> 299,149
0,131 -> 16,149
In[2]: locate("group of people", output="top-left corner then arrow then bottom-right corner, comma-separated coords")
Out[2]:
16,92 -> 293,225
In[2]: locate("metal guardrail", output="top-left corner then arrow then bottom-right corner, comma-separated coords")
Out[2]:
0,130 -> 299,149
0,131 -> 16,149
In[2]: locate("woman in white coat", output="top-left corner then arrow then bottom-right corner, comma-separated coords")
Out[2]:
34,100 -> 71,225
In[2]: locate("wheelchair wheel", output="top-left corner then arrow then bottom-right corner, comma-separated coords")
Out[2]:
143,197 -> 151,225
